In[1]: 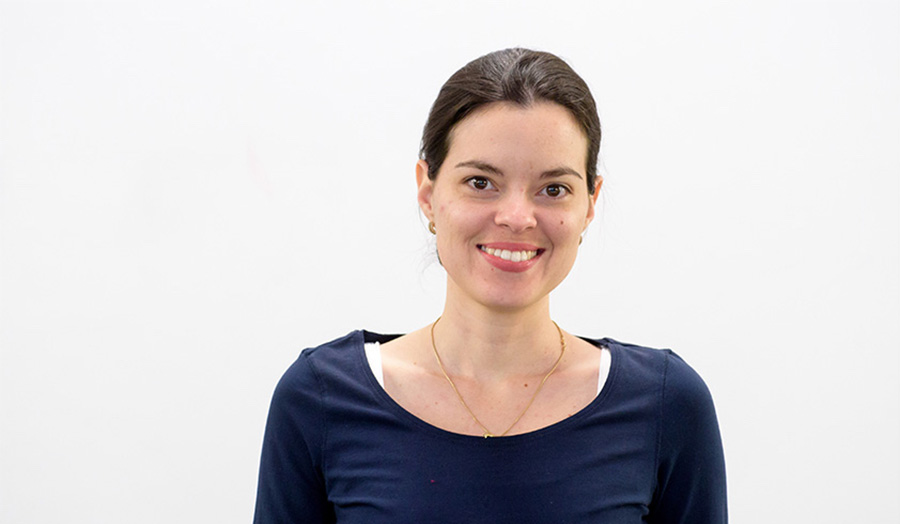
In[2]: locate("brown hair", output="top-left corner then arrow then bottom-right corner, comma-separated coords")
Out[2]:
420,48 -> 601,194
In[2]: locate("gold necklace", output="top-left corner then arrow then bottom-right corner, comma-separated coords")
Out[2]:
429,316 -> 567,438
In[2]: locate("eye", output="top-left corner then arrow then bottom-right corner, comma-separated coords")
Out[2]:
466,176 -> 495,191
541,184 -> 570,198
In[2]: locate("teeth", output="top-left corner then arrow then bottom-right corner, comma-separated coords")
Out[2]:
480,246 -> 539,262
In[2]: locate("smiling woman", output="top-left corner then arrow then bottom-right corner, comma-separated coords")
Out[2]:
253,48 -> 727,523
417,101 -> 596,312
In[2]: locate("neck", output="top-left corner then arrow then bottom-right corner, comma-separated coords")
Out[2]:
432,286 -> 563,381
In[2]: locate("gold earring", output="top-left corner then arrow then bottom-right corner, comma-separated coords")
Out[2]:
428,221 -> 437,235
579,235 -> 583,245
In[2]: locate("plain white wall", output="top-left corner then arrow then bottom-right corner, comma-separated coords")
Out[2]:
2,0 -> 898,522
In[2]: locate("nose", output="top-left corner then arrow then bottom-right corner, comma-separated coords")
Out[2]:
494,191 -> 537,232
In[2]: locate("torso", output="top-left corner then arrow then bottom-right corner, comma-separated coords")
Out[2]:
254,331 -> 727,523
379,327 -> 603,437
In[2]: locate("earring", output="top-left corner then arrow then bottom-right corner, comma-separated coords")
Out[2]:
428,221 -> 437,235
579,235 -> 583,245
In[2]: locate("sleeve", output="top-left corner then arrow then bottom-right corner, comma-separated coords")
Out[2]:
648,350 -> 728,524
253,352 -> 335,524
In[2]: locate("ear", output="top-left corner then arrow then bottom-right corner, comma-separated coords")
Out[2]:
416,159 -> 435,221
584,175 -> 603,228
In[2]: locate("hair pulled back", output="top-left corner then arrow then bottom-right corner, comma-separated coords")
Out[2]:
420,48 -> 601,194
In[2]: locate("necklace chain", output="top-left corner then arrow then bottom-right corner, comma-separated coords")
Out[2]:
429,316 -> 567,438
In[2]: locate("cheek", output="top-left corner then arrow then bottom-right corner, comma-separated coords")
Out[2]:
544,216 -> 585,253
440,201 -> 485,233
541,212 -> 581,239
554,203 -> 591,232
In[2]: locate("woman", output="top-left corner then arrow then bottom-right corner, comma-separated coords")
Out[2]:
254,48 -> 727,523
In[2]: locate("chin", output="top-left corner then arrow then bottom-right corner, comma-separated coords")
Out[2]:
446,268 -> 566,312
475,288 -> 550,312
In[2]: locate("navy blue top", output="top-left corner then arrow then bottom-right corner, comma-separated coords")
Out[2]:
253,331 -> 727,523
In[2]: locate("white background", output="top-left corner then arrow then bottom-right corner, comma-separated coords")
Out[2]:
2,1 -> 898,522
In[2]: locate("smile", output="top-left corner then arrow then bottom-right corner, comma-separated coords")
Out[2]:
478,245 -> 542,262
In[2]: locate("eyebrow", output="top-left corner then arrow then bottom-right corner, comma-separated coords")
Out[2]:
455,160 -> 584,180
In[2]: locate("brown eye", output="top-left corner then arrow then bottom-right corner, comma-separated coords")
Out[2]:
467,177 -> 493,191
543,184 -> 568,198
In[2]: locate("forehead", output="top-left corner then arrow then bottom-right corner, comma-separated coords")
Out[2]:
444,101 -> 588,171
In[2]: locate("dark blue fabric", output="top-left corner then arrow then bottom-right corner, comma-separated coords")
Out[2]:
253,331 -> 727,523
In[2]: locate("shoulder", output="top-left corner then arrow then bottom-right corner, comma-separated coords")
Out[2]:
272,329 -> 402,417
292,330 -> 364,373
263,332 -> 368,447
270,331 -> 366,410
596,337 -> 712,399
583,338 -> 726,518
282,329 -> 405,381
257,333 -> 376,521
590,337 -> 717,427
658,349 -> 716,412
600,338 -> 720,446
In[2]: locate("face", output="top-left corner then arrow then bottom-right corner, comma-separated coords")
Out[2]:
417,101 -> 601,312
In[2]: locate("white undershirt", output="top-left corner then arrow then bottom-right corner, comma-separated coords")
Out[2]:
364,341 -> 611,395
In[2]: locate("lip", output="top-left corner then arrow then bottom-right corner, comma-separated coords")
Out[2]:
477,242 -> 544,273
480,242 -> 542,251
